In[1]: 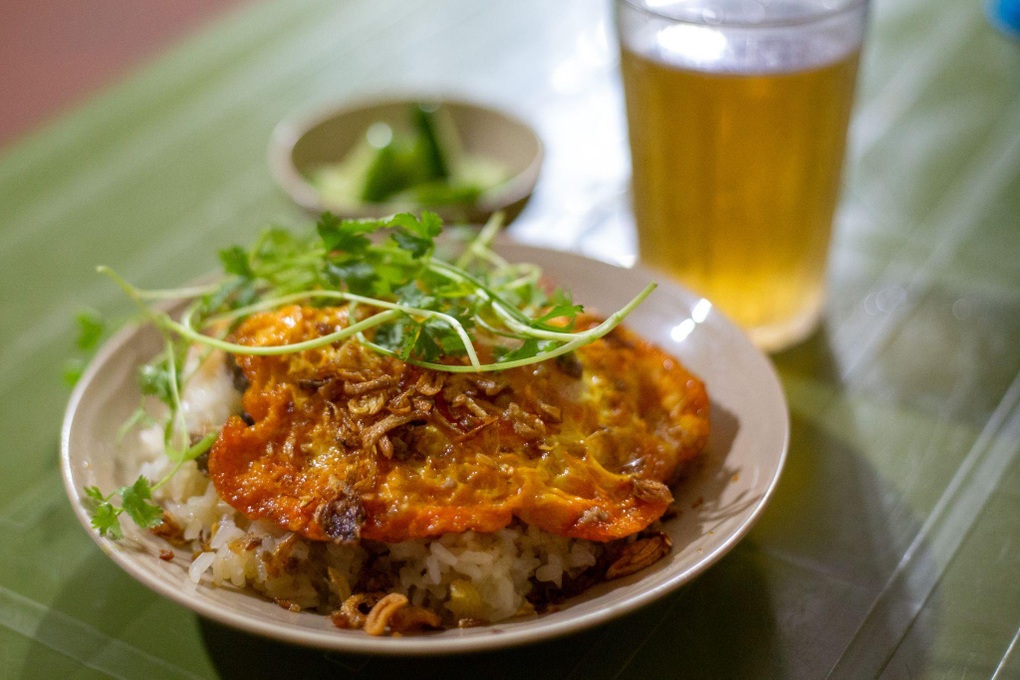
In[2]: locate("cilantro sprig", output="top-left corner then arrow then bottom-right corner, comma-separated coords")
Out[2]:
85,478 -> 162,539
86,431 -> 218,538
86,211 -> 655,537
63,309 -> 107,386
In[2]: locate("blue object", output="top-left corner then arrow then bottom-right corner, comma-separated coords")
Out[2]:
988,0 -> 1020,38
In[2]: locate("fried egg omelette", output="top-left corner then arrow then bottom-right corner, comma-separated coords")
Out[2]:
208,304 -> 710,545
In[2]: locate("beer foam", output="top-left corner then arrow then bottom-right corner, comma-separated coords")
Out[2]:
618,0 -> 865,74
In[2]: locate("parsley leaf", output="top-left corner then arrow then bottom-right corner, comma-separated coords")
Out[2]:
62,358 -> 87,387
83,477 -> 163,539
533,288 -> 584,326
84,485 -> 107,504
325,260 -> 378,295
89,501 -> 124,539
391,228 -> 434,258
120,477 -> 164,530
388,211 -> 442,239
138,359 -> 175,406
64,309 -> 107,387
393,281 -> 435,309
317,212 -> 373,255
219,245 -> 253,278
75,309 -> 106,351
495,338 -> 559,364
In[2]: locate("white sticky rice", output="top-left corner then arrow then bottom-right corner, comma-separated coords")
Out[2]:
128,353 -> 603,626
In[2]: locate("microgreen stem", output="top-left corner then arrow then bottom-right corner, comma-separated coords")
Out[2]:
168,307 -> 404,356
454,213 -> 504,270
183,290 -> 482,369
360,281 -> 656,373
162,335 -> 188,455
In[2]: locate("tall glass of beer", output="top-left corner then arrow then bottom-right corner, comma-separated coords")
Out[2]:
616,0 -> 869,351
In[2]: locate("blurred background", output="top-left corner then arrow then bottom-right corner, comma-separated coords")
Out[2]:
1,1 -> 1017,678
0,0 -> 246,150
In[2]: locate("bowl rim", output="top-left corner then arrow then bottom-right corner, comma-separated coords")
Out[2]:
267,95 -> 545,220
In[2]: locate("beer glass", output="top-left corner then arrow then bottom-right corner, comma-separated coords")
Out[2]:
616,0 -> 868,351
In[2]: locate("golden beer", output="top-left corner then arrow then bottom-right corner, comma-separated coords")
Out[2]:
617,4 -> 865,351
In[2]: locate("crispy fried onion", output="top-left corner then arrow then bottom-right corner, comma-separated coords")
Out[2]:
331,593 -> 442,635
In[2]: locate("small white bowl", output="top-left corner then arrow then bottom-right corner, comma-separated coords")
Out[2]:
269,98 -> 544,225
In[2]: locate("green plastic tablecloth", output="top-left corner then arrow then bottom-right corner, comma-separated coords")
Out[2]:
1,0 -> 1018,677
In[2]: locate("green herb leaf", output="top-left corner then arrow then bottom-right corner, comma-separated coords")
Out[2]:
317,212 -> 373,254
84,485 -> 108,504
219,245 -> 253,278
62,358 -> 87,387
138,360 -> 174,405
393,282 -> 435,309
64,309 -> 108,387
534,288 -> 583,326
75,309 -> 106,351
391,228 -> 433,258
90,502 -> 124,539
387,211 -> 443,239
372,314 -> 417,360
326,260 -> 378,295
120,477 -> 164,530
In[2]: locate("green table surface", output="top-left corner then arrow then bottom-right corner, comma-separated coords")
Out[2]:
2,0 -> 1018,677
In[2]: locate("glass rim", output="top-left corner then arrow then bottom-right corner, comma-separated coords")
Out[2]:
616,0 -> 869,29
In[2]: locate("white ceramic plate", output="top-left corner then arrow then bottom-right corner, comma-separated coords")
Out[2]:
61,244 -> 788,656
